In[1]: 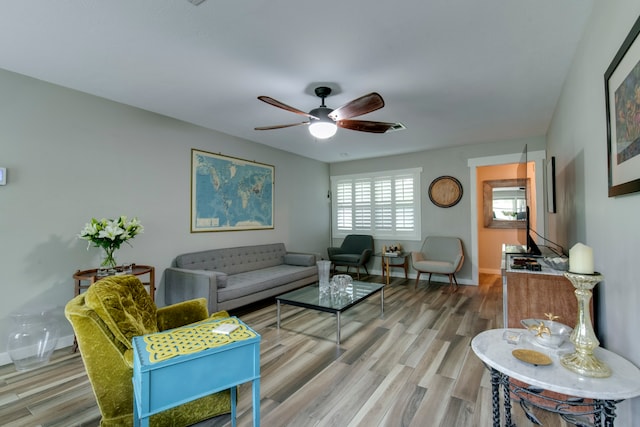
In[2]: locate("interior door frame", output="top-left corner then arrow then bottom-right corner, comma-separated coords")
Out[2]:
467,150 -> 546,284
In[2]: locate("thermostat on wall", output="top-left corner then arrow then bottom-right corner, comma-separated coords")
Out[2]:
0,167 -> 6,185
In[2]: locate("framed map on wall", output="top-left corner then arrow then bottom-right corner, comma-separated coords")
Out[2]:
191,149 -> 274,232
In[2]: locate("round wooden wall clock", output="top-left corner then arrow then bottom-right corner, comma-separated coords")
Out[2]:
428,176 -> 463,208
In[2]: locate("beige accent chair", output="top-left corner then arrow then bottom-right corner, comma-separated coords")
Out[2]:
411,236 -> 464,291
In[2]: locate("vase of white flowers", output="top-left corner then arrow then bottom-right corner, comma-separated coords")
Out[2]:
78,216 -> 143,271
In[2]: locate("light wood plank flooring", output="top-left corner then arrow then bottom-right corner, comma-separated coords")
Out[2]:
0,274 -> 569,426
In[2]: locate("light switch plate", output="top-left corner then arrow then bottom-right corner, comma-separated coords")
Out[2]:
0,167 -> 6,185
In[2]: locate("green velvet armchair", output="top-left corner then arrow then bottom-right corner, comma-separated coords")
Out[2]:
64,275 -> 232,427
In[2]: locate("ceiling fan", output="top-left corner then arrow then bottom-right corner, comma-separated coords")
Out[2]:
255,86 -> 404,139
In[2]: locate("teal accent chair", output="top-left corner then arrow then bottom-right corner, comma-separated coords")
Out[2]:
327,234 -> 374,279
411,236 -> 464,291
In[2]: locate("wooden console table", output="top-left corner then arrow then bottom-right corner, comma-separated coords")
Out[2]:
501,245 -> 589,328
73,264 -> 155,301
472,329 -> 640,426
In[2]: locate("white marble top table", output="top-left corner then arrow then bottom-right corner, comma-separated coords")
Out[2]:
472,328 -> 640,401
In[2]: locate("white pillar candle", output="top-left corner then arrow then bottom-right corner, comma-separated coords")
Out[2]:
569,243 -> 594,274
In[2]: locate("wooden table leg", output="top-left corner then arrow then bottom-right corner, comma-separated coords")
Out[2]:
385,257 -> 390,285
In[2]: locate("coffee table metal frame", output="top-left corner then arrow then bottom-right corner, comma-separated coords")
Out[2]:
276,281 -> 384,345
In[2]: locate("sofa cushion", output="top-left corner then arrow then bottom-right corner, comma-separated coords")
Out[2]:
284,253 -> 315,267
217,264 -> 316,302
85,275 -> 158,349
175,243 -> 287,275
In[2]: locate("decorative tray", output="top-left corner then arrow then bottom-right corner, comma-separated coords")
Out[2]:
512,349 -> 552,366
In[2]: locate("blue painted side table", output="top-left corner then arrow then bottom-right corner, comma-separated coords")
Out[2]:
132,317 -> 261,427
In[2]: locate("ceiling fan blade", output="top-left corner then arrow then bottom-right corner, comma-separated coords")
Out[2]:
337,119 -> 397,133
328,92 -> 385,121
254,122 -> 309,131
257,96 -> 318,119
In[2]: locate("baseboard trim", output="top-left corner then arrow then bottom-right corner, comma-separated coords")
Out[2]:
370,268 -> 476,286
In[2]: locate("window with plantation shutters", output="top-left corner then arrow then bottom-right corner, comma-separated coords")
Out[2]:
331,168 -> 422,240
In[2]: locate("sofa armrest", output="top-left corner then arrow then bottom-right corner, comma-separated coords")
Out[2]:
157,298 -> 209,331
165,267 -> 221,313
284,252 -> 316,266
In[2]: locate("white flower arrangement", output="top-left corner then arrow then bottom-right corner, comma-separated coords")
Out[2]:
78,216 -> 143,267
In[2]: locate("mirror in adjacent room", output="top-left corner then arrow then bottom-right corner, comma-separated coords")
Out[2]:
483,179 -> 529,228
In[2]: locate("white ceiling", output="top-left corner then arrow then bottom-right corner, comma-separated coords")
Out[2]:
0,0 -> 594,163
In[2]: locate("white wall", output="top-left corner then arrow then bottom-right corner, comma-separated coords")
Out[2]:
547,0 -> 640,422
0,69 -> 330,358
329,137 -> 546,284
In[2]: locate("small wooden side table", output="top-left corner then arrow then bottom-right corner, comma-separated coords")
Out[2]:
376,253 -> 409,285
72,265 -> 156,352
73,264 -> 155,301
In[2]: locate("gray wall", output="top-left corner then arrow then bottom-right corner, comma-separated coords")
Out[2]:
329,136 -> 546,284
547,0 -> 640,422
0,69 -> 330,358
4,3 -> 639,418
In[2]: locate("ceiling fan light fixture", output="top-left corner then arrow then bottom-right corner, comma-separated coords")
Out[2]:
309,121 -> 337,139
256,86 -> 396,139
308,106 -> 337,139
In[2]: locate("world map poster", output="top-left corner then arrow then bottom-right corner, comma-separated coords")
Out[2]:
191,149 -> 274,232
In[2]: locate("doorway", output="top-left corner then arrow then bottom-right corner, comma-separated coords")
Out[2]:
476,162 -> 537,274
467,151 -> 546,284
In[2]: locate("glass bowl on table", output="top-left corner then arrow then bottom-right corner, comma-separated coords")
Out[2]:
521,318 -> 573,348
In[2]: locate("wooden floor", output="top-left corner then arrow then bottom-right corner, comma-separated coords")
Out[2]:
0,274 -> 569,427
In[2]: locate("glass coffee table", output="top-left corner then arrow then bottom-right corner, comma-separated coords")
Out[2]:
276,281 -> 384,345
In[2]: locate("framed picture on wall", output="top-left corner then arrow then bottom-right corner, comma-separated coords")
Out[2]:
604,15 -> 640,197
191,149 -> 274,232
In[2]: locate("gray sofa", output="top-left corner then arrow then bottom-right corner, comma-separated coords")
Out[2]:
164,243 -> 318,313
